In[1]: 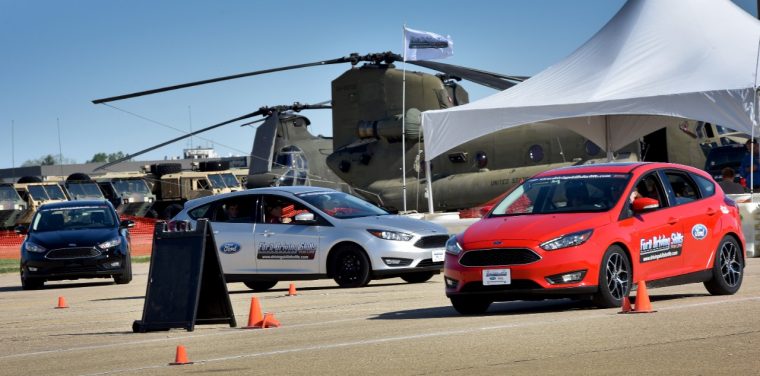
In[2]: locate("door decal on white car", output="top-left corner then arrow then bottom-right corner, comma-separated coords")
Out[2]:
257,242 -> 317,260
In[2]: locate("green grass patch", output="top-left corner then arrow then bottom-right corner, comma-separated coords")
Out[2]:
0,259 -> 18,274
133,256 -> 151,264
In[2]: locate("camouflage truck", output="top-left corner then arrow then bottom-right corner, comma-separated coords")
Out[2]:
0,183 -> 26,229
94,172 -> 157,217
146,161 -> 243,219
63,173 -> 107,201
13,176 -> 70,226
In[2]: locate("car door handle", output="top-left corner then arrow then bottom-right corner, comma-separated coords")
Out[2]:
667,217 -> 679,225
261,230 -> 275,237
706,208 -> 717,216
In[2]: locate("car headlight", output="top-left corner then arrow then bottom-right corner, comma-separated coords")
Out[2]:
98,238 -> 122,249
24,242 -> 46,253
367,229 -> 414,241
445,235 -> 463,256
540,229 -> 593,251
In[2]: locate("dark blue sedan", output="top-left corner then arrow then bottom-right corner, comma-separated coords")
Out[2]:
17,200 -> 134,289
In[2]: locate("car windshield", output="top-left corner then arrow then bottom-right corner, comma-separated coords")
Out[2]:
298,191 -> 389,219
207,174 -> 226,189
32,206 -> 116,231
67,182 -> 104,198
44,184 -> 67,200
27,185 -> 51,200
220,173 -> 240,188
490,173 -> 631,216
0,185 -> 21,202
112,179 -> 151,195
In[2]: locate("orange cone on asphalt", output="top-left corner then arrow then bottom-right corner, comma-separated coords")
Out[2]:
618,295 -> 632,314
55,296 -> 69,309
287,283 -> 297,296
632,281 -> 655,313
242,296 -> 264,329
170,345 -> 193,365
255,312 -> 281,329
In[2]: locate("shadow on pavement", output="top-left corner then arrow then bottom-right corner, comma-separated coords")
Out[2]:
371,299 -> 593,320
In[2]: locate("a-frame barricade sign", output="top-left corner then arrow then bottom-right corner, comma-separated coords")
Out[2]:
133,219 -> 236,332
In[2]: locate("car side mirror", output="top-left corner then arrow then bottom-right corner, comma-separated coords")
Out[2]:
632,197 -> 659,213
120,219 -> 135,229
14,225 -> 27,235
294,212 -> 316,223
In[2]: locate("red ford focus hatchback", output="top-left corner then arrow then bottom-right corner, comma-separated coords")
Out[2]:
444,162 -> 745,314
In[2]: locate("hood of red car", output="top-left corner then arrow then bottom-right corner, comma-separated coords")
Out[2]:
461,212 -> 609,244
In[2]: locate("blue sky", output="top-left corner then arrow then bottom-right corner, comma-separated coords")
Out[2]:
1,0 -> 756,169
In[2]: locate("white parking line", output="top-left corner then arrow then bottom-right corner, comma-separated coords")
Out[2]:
77,295 -> 760,376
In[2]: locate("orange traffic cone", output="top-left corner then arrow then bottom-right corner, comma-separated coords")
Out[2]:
242,297 -> 264,329
618,295 -> 632,314
55,296 -> 69,309
255,312 -> 281,329
287,283 -> 297,296
631,281 -> 656,313
169,345 -> 193,365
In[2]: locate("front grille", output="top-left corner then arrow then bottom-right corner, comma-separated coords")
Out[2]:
416,258 -> 444,268
459,248 -> 540,267
414,235 -> 449,249
46,247 -> 101,260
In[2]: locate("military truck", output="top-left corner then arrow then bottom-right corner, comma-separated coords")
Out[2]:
94,172 -> 157,217
13,177 -> 70,226
0,183 -> 26,229
145,161 -> 243,218
62,173 -> 107,201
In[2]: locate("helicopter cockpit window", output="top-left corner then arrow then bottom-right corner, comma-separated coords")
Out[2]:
528,145 -> 544,163
273,145 -> 308,170
585,141 -> 601,156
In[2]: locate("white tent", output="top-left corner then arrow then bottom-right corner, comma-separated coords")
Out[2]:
421,0 -> 760,164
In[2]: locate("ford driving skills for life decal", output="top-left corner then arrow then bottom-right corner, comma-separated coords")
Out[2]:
691,224 -> 708,240
639,232 -> 683,263
257,242 -> 317,260
220,242 -> 242,254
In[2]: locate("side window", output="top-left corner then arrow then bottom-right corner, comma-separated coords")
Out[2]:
665,172 -> 700,205
635,173 -> 666,206
188,203 -> 212,220
261,195 -> 313,225
211,196 -> 256,223
692,174 -> 716,198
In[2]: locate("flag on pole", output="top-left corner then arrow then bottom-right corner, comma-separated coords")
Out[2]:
403,26 -> 453,61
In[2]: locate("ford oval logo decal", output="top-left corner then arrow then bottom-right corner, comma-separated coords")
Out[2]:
691,224 -> 708,240
220,242 -> 241,254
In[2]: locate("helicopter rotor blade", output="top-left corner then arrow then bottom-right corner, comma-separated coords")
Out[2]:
94,109 -> 266,171
92,57 -> 350,104
407,60 -> 526,91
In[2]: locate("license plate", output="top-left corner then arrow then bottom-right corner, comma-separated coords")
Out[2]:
432,249 -> 445,262
483,269 -> 511,285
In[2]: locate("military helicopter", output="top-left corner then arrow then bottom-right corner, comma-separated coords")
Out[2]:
92,52 -> 705,213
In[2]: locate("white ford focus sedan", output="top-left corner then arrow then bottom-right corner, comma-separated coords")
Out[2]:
171,186 -> 448,290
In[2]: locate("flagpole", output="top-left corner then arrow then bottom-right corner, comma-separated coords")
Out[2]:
401,24 -> 408,212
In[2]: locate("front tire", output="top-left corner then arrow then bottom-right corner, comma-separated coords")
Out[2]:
114,254 -> 133,285
401,272 -> 435,283
20,268 -> 44,290
450,296 -> 492,315
244,281 -> 278,292
704,236 -> 743,295
592,245 -> 631,308
332,246 -> 371,288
